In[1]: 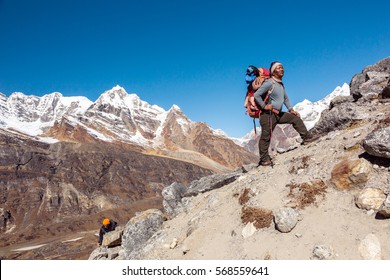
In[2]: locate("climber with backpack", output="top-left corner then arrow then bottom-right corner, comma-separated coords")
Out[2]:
97,218 -> 117,246
251,61 -> 320,166
244,66 -> 271,134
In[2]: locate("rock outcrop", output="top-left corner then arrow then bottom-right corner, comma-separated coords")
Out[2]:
312,57 -> 390,137
350,57 -> 390,101
120,209 -> 165,260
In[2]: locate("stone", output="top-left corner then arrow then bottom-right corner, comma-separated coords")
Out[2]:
102,227 -> 123,247
363,126 -> 390,159
311,105 -> 358,136
162,182 -> 187,218
169,238 -> 178,249
312,245 -> 335,260
378,195 -> 390,218
242,222 -> 257,238
274,207 -> 299,233
329,95 -> 353,109
355,188 -> 386,210
358,234 -> 381,260
349,159 -> 373,184
330,158 -> 372,190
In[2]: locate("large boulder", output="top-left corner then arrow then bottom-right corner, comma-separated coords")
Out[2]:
350,57 -> 390,101
355,188 -> 386,211
363,126 -> 390,159
162,182 -> 187,218
330,158 -> 372,190
120,209 -> 164,260
102,227 -> 123,247
274,207 -> 299,233
311,104 -> 359,135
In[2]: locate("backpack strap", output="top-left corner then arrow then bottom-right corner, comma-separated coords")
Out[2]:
263,79 -> 275,104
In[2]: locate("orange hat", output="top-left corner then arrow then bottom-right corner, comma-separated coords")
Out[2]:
102,218 -> 110,226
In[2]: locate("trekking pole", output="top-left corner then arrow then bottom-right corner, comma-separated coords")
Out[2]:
268,110 -> 274,168
268,110 -> 273,140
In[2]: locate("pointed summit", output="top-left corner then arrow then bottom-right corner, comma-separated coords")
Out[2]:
170,104 -> 182,111
99,85 -> 128,103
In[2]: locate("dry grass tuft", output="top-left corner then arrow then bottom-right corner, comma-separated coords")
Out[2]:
241,207 -> 273,229
239,188 -> 251,205
287,179 -> 327,209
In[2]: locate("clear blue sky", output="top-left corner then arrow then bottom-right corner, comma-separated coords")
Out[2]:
1,0 -> 389,137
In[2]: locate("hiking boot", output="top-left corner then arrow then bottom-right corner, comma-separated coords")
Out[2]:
258,160 -> 273,166
301,133 -> 320,145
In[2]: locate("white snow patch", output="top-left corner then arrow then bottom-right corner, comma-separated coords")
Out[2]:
12,244 -> 47,251
62,237 -> 84,243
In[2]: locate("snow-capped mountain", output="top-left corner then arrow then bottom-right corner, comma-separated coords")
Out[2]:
0,90 -> 92,137
294,83 -> 350,130
0,86 -> 186,146
0,86 -> 256,171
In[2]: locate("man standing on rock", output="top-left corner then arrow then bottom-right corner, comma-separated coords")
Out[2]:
254,61 -> 319,166
97,218 -> 117,246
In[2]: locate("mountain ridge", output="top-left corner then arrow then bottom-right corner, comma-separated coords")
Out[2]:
0,85 -> 257,172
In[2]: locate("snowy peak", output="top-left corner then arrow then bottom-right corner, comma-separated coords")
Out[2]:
294,83 -> 350,130
94,85 -> 165,114
96,85 -> 128,106
0,91 -> 92,136
169,104 -> 182,112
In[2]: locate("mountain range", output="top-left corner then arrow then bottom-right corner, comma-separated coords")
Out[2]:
0,85 -> 260,172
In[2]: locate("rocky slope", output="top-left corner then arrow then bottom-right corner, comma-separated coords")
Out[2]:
89,57 -> 390,260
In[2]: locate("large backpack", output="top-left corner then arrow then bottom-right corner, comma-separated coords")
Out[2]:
243,65 -> 274,133
244,66 -> 271,117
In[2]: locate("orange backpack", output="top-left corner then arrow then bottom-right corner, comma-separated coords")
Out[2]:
244,67 -> 272,118
244,66 -> 275,134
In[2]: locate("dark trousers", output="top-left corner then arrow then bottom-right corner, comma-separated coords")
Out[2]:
258,111 -> 308,163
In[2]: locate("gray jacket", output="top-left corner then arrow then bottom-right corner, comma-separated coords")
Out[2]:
254,78 -> 293,112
